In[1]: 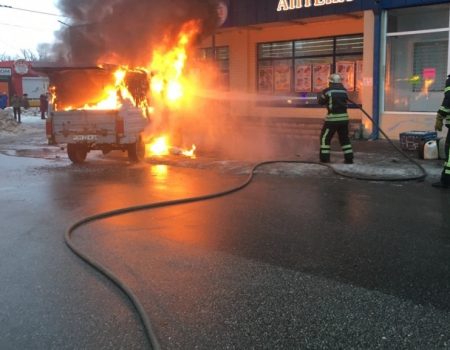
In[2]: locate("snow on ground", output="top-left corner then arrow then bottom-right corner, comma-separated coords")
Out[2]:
0,106 -> 443,180
0,107 -> 44,136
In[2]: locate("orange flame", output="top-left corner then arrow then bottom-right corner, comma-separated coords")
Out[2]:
51,20 -> 208,160
149,20 -> 201,108
145,135 -> 196,159
57,67 -> 150,113
143,20 -> 203,158
146,136 -> 170,156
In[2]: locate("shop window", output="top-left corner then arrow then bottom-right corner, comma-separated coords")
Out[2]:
413,41 -> 447,92
336,35 -> 364,54
197,46 -> 230,90
258,41 -> 293,59
385,21 -> 449,112
294,38 -> 334,57
257,35 -> 363,107
387,4 -> 449,33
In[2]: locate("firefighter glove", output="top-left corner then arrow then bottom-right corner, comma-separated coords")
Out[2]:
435,114 -> 444,132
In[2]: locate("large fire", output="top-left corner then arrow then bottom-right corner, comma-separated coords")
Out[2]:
50,20 -> 205,160
143,20 -> 201,158
150,21 -> 201,109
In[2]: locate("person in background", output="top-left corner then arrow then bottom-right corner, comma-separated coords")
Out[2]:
39,93 -> 49,119
11,93 -> 22,123
22,93 -> 30,110
317,73 -> 354,164
0,92 -> 7,109
433,74 -> 450,189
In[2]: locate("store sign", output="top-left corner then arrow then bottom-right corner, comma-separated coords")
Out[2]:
216,0 -> 230,27
0,68 -> 12,76
14,59 -> 29,75
277,0 -> 354,12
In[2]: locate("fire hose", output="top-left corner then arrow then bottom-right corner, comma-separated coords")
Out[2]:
65,103 -> 428,349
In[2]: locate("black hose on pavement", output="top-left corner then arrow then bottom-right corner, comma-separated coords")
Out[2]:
65,102 -> 428,349
347,99 -> 427,181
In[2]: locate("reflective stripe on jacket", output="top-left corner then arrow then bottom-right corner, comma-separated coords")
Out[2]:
318,83 -> 349,122
438,80 -> 450,125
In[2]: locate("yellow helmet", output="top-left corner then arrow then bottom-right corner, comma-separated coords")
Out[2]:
328,73 -> 342,84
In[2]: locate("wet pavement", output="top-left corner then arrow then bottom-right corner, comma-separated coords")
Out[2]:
0,117 -> 449,349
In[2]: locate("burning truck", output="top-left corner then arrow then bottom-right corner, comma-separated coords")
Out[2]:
35,64 -> 151,163
34,20 -> 212,164
35,66 -> 150,163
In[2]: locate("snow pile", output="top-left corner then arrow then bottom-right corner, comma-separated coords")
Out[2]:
0,107 -> 22,134
0,107 -> 43,136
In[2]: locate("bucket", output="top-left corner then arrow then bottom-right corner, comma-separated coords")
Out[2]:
423,140 -> 439,160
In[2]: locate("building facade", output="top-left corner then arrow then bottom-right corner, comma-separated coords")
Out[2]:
0,60 -> 49,107
200,0 -> 450,139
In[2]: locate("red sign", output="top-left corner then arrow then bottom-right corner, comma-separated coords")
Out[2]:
422,68 -> 436,80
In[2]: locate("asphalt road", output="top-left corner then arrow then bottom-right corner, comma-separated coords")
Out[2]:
0,122 -> 449,349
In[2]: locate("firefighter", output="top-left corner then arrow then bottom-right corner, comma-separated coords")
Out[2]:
433,74 -> 450,189
317,73 -> 353,164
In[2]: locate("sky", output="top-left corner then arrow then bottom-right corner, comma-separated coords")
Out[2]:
0,0 -> 63,58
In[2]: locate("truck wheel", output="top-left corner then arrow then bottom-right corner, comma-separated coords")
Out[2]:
67,143 -> 88,164
128,137 -> 146,162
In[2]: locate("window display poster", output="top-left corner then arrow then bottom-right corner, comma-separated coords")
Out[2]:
274,60 -> 291,92
355,60 -> 363,92
422,67 -> 436,81
258,66 -> 273,93
336,61 -> 355,92
312,64 -> 331,92
295,64 -> 312,92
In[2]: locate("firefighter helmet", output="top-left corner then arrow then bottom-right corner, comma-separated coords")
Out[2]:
328,73 -> 342,84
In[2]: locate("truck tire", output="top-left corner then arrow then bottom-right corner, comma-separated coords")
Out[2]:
67,143 -> 88,164
128,137 -> 146,162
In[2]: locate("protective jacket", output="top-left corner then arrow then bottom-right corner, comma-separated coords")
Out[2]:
317,82 -> 349,122
437,75 -> 450,126
434,75 -> 450,187
317,82 -> 353,163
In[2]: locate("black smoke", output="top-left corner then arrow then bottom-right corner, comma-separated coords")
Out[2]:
51,0 -> 220,66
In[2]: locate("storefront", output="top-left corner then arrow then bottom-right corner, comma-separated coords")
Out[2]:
200,0 -> 450,140
378,0 -> 450,139
199,0 -> 378,137
0,64 -> 12,103
0,60 -> 49,107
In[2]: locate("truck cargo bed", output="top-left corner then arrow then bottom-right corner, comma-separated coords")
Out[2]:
50,105 -> 148,145
52,109 -> 119,144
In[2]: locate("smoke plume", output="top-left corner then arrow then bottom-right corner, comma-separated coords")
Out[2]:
51,0 -> 220,66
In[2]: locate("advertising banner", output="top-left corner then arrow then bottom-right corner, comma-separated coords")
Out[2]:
216,0 -> 230,27
258,65 -> 274,93
274,60 -> 291,92
336,61 -> 355,92
355,60 -> 363,92
312,64 -> 330,92
295,64 -> 312,92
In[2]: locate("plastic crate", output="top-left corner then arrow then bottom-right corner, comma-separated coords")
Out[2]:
399,131 -> 437,151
